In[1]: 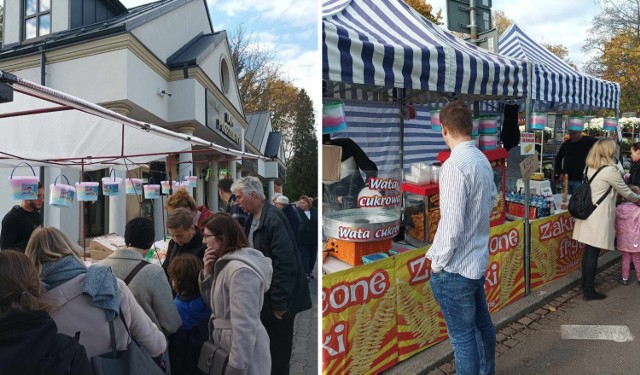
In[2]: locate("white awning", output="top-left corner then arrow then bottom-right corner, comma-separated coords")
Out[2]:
0,72 -> 268,171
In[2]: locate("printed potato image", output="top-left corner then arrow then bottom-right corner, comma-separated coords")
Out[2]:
524,144 -> 533,153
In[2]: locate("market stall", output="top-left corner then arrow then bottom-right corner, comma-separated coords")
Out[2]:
0,71 -> 267,257
322,0 -> 530,373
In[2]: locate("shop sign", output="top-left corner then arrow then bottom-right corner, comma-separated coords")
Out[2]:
520,132 -> 535,155
217,119 -> 240,144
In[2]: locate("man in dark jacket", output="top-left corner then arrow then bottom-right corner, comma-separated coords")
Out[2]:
162,207 -> 206,283
0,182 -> 44,252
218,178 -> 248,227
555,131 -> 597,194
232,177 -> 312,375
296,196 -> 318,279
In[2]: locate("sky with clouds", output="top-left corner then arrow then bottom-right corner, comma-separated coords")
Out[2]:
121,0 -> 320,120
428,0 -> 600,70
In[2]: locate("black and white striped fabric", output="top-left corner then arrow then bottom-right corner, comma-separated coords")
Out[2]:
322,0 -> 528,98
499,23 -> 620,110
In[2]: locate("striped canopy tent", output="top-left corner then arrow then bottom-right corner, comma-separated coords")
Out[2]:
322,0 -> 528,102
499,23 -> 620,111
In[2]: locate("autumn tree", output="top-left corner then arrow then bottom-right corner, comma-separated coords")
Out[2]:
284,89 -> 318,200
406,0 -> 442,24
540,42 -> 577,69
492,10 -> 512,35
584,0 -> 640,112
593,31 -> 640,112
229,24 -> 300,161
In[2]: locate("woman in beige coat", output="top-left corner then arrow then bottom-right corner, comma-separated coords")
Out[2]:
25,227 -> 167,359
199,213 -> 273,375
572,139 -> 640,300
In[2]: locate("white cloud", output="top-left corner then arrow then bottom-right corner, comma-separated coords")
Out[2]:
428,0 -> 598,70
208,0 -> 317,28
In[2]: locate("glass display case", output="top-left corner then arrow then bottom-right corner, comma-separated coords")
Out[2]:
401,182 -> 440,248
436,148 -> 507,227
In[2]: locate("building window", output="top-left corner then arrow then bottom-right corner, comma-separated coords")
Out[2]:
24,0 -> 51,40
220,58 -> 230,94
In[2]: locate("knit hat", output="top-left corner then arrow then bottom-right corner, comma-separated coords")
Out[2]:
124,217 -> 155,249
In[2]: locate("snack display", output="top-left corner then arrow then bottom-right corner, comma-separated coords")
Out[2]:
430,109 -> 442,132
50,175 -> 75,208
76,182 -> 99,202
9,163 -> 39,200
125,178 -> 143,195
478,115 -> 498,134
102,177 -> 122,196
323,100 -> 347,134
183,175 -> 198,188
529,112 -> 546,131
567,116 -> 585,131
143,183 -> 161,199
479,134 -> 498,150
10,176 -> 39,200
402,182 -> 440,247
603,117 -> 617,132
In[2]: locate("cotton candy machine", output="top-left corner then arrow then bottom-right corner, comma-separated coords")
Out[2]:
323,170 -> 402,266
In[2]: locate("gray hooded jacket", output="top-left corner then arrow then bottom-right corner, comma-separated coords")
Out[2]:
199,247 -> 273,375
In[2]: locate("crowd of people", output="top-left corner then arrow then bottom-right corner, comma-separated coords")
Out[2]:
0,176 -> 316,375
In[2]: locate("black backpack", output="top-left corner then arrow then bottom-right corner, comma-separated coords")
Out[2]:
568,166 -> 612,220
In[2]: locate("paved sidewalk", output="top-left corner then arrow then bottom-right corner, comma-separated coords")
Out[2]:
383,251 -> 621,375
291,267 -> 319,374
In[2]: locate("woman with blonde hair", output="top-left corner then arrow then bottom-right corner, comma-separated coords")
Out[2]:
199,213 -> 273,374
166,189 -> 213,232
572,138 -> 640,300
25,227 -> 167,360
0,250 -> 92,374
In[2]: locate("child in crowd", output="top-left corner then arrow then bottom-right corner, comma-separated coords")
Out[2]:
167,254 -> 211,375
615,185 -> 640,285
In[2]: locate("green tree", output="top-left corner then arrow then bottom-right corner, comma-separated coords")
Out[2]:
284,89 -> 318,200
407,0 -> 443,24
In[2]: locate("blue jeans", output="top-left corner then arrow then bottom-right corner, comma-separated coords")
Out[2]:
568,180 -> 582,195
431,271 -> 496,375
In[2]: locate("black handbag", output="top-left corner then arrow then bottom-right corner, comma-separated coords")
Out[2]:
197,340 -> 229,375
91,309 -> 165,375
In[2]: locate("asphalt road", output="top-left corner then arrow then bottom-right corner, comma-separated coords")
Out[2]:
496,264 -> 640,375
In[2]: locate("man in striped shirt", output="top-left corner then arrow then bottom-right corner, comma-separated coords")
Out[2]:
426,100 -> 498,375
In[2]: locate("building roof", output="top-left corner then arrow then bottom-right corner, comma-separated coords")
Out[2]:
167,31 -> 227,69
0,0 -> 198,59
245,111 -> 271,151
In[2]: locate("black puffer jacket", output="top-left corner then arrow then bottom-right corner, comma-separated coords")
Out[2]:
0,310 -> 92,375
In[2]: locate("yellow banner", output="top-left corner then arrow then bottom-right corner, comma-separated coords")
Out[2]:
530,212 -> 583,290
322,256 -> 398,375
394,246 -> 448,361
322,220 -> 527,372
486,219 -> 526,313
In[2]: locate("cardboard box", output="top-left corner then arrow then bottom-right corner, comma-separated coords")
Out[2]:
89,233 -> 125,261
323,145 -> 342,182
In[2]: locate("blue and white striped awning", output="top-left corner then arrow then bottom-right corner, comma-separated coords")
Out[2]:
499,24 -> 620,110
322,0 -> 528,99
